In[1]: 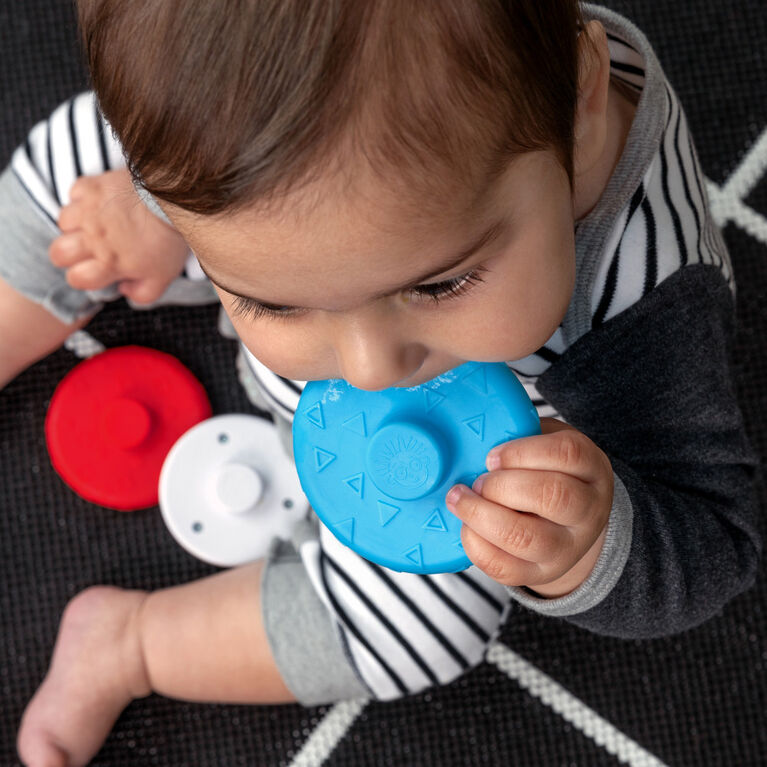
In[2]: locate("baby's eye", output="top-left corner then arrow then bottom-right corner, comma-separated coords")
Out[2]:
228,265 -> 488,322
406,266 -> 487,304
229,295 -> 305,322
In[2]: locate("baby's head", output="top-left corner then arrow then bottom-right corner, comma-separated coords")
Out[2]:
78,0 -> 612,390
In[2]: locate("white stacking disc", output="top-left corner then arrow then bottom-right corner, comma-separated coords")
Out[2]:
159,414 -> 309,567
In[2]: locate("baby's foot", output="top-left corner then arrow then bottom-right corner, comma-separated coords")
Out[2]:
17,586 -> 150,767
51,168 -> 191,305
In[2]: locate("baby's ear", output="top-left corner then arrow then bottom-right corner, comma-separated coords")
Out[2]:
572,20 -> 610,178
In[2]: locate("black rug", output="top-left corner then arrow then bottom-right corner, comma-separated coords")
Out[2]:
1,1 -> 766,765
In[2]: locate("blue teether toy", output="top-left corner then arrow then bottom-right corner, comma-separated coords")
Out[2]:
292,361 -> 540,574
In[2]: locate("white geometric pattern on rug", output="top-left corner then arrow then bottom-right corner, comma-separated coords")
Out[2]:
287,699 -> 370,767
707,125 -> 767,245
63,329 -> 105,358
485,642 -> 669,767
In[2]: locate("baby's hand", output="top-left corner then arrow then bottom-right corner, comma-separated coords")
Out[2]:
49,169 -> 190,304
446,418 -> 613,598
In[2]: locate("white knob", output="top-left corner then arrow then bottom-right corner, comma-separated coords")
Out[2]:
213,462 -> 264,515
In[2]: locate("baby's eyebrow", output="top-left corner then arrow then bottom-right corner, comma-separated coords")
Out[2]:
196,218 -> 506,310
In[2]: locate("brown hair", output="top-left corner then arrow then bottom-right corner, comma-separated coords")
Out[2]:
78,0 -> 589,216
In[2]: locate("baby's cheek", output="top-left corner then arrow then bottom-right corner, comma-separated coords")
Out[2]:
457,296 -> 549,362
235,321 -> 333,382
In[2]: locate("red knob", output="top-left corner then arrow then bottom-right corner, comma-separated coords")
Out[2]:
45,346 -> 212,511
101,397 -> 153,449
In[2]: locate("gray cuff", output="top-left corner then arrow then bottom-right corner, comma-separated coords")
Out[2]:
261,526 -> 370,706
505,472 -> 633,617
0,165 -> 104,324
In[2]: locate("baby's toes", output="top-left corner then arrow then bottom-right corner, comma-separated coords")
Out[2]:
49,232 -> 87,268
65,258 -> 118,292
57,200 -> 85,232
67,175 -> 100,203
119,278 -> 165,304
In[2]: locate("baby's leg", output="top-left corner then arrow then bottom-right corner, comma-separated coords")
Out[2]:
0,275 -> 91,390
17,560 -> 295,767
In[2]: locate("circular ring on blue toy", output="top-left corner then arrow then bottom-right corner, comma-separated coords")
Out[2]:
292,361 -> 540,574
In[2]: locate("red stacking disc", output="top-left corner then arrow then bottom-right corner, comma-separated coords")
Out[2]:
45,346 -> 212,511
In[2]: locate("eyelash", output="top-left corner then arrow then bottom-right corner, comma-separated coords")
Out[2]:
228,265 -> 488,322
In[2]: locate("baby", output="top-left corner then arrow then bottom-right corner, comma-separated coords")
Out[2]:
1,1 -> 759,765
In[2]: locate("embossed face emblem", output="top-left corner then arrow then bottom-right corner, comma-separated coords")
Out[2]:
374,436 -> 430,489
365,422 -> 444,500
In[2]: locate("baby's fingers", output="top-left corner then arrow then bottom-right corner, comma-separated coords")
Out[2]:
446,484 -> 570,565
65,258 -> 119,291
473,468 -> 596,527
486,419 -> 611,486
459,526 -> 544,587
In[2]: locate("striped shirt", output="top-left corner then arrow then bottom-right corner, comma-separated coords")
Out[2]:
11,91 -> 124,225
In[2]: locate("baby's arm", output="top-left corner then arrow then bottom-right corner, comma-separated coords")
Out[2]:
505,265 -> 760,637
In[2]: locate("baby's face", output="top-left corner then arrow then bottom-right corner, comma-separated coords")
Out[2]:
166,150 -> 576,390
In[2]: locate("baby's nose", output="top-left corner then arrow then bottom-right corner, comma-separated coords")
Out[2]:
330,312 -> 426,391
339,344 -> 427,391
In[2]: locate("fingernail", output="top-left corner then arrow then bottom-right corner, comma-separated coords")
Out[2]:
446,485 -> 464,505
472,474 -> 486,493
486,449 -> 501,471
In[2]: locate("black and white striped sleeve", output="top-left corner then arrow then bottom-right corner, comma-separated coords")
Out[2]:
590,82 -> 733,330
10,91 -> 125,226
